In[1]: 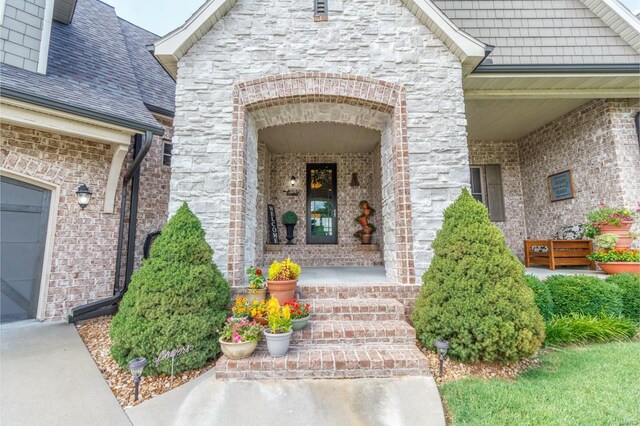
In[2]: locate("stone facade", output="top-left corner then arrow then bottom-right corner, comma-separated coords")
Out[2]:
171,0 -> 468,285
468,140 -> 527,259
518,99 -> 640,240
0,120 -> 172,320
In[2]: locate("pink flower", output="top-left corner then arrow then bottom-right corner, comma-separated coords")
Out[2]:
233,331 -> 242,343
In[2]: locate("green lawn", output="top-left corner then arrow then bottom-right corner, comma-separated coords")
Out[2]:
441,342 -> 640,426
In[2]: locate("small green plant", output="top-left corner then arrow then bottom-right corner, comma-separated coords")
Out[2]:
546,275 -> 623,317
605,273 -> 640,320
246,266 -> 266,289
544,314 -> 637,345
266,297 -> 292,333
219,318 -> 264,343
282,211 -> 298,225
412,189 -> 544,364
587,249 -> 640,263
524,275 -> 554,321
268,257 -> 301,281
584,203 -> 640,237
594,233 -> 618,249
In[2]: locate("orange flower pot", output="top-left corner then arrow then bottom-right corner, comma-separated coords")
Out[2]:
597,221 -> 634,235
267,279 -> 297,303
614,235 -> 634,250
597,262 -> 640,275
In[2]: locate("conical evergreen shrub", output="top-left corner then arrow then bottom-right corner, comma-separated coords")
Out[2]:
110,203 -> 230,375
412,189 -> 544,364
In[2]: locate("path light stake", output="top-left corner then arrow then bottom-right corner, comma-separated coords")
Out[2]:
434,339 -> 450,378
127,357 -> 147,402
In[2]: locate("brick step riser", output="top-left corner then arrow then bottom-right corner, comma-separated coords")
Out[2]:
308,312 -> 405,321
216,368 -> 427,380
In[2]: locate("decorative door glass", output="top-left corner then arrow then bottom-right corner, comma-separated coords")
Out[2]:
306,163 -> 337,244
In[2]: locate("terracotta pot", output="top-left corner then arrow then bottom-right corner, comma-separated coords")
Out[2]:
357,217 -> 368,226
253,316 -> 268,326
267,279 -> 297,303
291,315 -> 310,331
245,288 -> 267,304
264,329 -> 293,357
614,235 -> 634,250
361,234 -> 372,244
597,221 -> 634,235
219,338 -> 258,360
362,208 -> 372,217
597,262 -> 640,275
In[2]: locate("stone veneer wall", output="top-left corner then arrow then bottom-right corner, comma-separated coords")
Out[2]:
467,140 -> 526,259
1,120 -> 172,320
518,99 -> 640,240
171,0 -> 468,281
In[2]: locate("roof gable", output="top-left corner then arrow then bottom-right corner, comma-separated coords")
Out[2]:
153,0 -> 488,78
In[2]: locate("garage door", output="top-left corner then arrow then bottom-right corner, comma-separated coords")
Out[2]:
1,176 -> 51,323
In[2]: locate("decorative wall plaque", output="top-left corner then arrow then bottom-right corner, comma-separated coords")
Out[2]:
548,170 -> 574,202
267,204 -> 280,244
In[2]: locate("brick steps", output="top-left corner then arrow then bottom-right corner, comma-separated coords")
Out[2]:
302,299 -> 406,321
215,344 -> 429,380
289,320 -> 415,344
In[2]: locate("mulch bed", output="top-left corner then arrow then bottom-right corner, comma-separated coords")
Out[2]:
75,316 -> 215,408
418,343 -> 540,385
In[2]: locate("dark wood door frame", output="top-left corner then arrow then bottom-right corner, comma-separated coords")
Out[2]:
306,163 -> 338,244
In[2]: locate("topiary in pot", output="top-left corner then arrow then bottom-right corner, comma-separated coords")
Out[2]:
282,211 -> 298,245
412,189 -> 545,364
110,203 -> 230,375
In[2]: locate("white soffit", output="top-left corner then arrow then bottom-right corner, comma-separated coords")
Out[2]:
154,0 -> 487,79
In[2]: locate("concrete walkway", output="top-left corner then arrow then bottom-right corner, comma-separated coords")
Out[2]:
1,320 -> 130,426
127,370 -> 445,426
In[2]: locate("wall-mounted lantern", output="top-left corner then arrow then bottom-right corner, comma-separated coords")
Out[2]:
290,175 -> 297,187
76,184 -> 93,210
285,175 -> 300,196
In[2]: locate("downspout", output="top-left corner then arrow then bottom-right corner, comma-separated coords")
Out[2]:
114,130 -> 153,295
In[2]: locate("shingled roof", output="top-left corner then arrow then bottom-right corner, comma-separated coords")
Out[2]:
0,0 -> 175,134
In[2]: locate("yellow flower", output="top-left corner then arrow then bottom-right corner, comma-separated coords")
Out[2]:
282,305 -> 291,320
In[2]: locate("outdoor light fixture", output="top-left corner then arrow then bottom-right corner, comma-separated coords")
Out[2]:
76,184 -> 92,210
434,339 -> 450,378
127,357 -> 147,401
350,172 -> 360,187
290,175 -> 297,187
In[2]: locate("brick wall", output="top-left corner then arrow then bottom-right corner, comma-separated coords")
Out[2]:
171,0 -> 468,281
518,99 -> 640,240
468,140 -> 526,259
1,118 -> 171,320
0,0 -> 47,71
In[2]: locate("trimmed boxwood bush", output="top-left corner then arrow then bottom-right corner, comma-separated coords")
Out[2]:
546,275 -> 622,317
110,203 -> 230,375
605,273 -> 640,321
412,189 -> 545,364
524,274 -> 554,321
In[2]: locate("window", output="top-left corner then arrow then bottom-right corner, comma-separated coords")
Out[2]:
162,140 -> 172,167
469,165 -> 505,222
314,0 -> 328,21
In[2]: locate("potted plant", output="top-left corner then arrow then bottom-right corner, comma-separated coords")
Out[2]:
263,297 -> 293,357
245,266 -> 266,303
219,317 -> 264,360
267,257 -> 301,303
231,296 -> 251,320
585,203 -> 640,249
354,200 -> 376,244
249,298 -> 269,326
282,211 -> 298,245
587,248 -> 640,274
284,299 -> 311,331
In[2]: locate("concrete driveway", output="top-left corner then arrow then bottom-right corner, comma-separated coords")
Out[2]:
1,320 -> 130,426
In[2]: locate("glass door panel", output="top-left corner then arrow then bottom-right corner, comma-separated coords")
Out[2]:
306,163 -> 337,244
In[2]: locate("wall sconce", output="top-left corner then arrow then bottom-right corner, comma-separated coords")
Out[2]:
290,176 -> 297,187
350,173 -> 360,187
284,175 -> 300,196
76,184 -> 93,210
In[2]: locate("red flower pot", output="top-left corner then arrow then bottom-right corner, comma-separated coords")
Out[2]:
253,316 -> 268,326
597,262 -> 640,275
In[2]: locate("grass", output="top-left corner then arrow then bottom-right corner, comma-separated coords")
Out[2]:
441,342 -> 640,425
544,314 -> 637,345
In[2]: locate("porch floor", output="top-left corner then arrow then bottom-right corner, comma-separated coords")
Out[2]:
525,266 -> 607,280
298,266 -> 389,285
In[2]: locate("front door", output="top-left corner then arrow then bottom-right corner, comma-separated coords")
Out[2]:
0,176 -> 51,323
307,163 -> 337,244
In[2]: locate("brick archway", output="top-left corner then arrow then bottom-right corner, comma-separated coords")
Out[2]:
228,73 -> 415,286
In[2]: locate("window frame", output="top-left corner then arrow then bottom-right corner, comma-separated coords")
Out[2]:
162,139 -> 172,167
469,165 -> 505,223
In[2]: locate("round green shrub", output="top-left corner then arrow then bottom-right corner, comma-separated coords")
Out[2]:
546,275 -> 622,317
524,275 -> 554,321
605,273 -> 640,321
412,189 -> 545,364
110,203 -> 230,375
282,211 -> 298,225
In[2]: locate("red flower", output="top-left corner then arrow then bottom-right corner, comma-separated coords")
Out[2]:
256,269 -> 262,276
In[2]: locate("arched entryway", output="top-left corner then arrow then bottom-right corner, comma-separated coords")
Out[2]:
227,73 -> 415,286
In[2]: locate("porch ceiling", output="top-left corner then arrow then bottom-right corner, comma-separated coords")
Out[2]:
259,122 -> 381,153
465,98 -> 590,140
